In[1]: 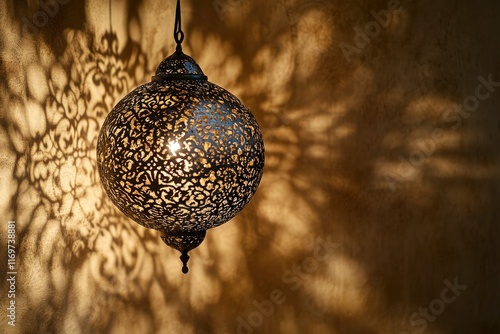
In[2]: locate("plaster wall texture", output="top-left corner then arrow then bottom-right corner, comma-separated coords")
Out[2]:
0,0 -> 499,333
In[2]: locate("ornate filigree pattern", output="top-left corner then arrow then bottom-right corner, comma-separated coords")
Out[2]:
97,52 -> 265,257
161,231 -> 207,252
155,51 -> 205,76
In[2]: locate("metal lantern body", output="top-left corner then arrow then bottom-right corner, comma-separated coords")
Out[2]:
97,51 -> 264,272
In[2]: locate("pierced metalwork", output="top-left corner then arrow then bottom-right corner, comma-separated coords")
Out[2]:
97,50 -> 265,273
97,0 -> 264,274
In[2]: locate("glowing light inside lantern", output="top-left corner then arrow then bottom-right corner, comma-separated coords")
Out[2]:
169,141 -> 181,155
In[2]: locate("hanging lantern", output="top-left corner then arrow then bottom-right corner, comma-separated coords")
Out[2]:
97,0 -> 264,274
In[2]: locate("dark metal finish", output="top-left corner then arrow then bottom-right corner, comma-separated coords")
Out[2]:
155,50 -> 207,77
173,0 -> 184,52
152,74 -> 207,82
96,0 -> 264,274
97,49 -> 265,273
180,252 -> 190,274
162,230 -> 206,274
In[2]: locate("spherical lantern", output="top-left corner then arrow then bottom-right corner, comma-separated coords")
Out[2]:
96,1 -> 264,274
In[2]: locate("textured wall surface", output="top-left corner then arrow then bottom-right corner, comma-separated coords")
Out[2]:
1,0 -> 500,333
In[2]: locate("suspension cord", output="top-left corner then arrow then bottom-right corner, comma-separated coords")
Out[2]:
174,0 -> 184,52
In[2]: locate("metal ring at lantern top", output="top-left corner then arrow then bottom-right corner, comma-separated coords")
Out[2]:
152,74 -> 208,82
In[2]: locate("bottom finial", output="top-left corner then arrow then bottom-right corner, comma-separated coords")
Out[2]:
180,251 -> 190,274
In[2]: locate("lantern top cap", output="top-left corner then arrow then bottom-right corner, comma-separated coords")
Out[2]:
153,50 -> 207,81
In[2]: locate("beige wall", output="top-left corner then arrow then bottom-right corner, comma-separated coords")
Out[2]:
1,0 -> 499,333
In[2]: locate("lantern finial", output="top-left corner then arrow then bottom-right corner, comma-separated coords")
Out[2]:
180,251 -> 190,274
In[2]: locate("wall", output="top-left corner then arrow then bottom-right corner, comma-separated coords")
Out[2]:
1,0 -> 499,333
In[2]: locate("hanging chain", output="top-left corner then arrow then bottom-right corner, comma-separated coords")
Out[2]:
174,0 -> 184,52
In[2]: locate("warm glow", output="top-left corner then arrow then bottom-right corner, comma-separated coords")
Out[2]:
169,140 -> 181,155
1,0 -> 497,333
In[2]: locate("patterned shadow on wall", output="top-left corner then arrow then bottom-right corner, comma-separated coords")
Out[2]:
0,1 -> 202,332
0,1 -> 352,333
2,0 -> 500,334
